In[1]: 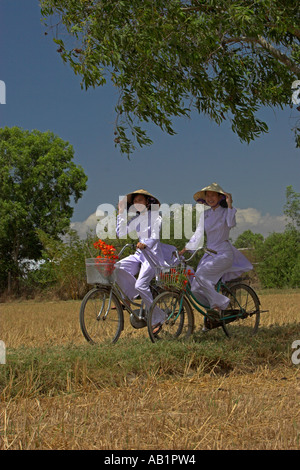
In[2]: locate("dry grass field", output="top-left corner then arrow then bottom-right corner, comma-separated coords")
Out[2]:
0,289 -> 300,450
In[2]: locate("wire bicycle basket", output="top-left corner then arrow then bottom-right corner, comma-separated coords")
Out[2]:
155,265 -> 191,290
85,258 -> 118,285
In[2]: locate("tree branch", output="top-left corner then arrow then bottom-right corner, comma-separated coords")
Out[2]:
257,35 -> 300,77
179,5 -> 300,76
223,35 -> 300,77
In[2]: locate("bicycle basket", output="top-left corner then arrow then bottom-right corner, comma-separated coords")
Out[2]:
155,265 -> 188,289
85,258 -> 117,285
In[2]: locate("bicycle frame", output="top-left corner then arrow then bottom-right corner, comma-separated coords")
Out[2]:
168,247 -> 249,324
90,244 -> 250,327
187,281 -> 246,320
165,280 -> 249,332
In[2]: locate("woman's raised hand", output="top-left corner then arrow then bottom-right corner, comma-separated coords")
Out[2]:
136,242 -> 147,250
118,196 -> 127,213
224,192 -> 233,208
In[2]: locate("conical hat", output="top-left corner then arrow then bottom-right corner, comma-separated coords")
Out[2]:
126,189 -> 160,206
193,183 -> 226,204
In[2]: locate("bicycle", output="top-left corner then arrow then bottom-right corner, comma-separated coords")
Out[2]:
79,243 -> 194,344
147,249 -> 266,343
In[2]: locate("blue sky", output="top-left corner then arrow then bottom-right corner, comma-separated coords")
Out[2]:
1,0 -> 299,239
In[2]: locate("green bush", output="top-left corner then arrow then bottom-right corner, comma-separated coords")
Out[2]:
255,229 -> 300,288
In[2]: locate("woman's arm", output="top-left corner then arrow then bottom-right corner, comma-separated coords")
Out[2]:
224,192 -> 237,228
180,211 -> 205,254
224,192 -> 233,209
139,212 -> 162,249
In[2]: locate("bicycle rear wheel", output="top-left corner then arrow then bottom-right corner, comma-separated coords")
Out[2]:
220,283 -> 260,338
147,290 -> 194,343
79,286 -> 124,344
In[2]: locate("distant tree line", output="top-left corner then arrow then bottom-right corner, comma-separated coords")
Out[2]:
0,126 -> 298,299
234,185 -> 300,288
2,186 -> 298,300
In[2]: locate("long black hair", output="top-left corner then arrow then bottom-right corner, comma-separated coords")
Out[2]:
219,195 -> 228,208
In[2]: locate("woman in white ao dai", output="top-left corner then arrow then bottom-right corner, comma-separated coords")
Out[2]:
115,189 -> 175,327
181,183 -> 253,312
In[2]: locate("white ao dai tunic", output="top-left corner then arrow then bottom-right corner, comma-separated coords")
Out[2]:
115,210 -> 175,324
186,206 -> 253,310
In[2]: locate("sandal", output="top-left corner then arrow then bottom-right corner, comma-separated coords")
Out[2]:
152,322 -> 163,335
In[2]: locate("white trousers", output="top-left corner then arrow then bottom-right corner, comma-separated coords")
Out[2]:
115,253 -> 165,325
191,246 -> 234,310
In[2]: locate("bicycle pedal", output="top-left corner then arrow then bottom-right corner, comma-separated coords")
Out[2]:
206,309 -> 221,320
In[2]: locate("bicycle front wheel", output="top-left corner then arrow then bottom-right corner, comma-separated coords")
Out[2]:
79,286 -> 124,344
221,283 -> 260,338
147,290 -> 194,343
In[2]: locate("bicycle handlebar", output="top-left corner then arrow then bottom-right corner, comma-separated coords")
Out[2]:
173,247 -> 217,264
172,249 -> 198,264
118,243 -> 137,258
